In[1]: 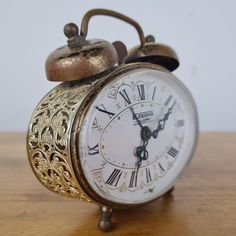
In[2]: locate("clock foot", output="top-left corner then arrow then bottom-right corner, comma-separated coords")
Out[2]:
97,206 -> 113,232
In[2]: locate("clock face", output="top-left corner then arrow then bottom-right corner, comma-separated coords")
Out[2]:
78,67 -> 198,205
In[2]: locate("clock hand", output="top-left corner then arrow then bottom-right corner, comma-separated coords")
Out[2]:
129,106 -> 143,129
152,100 -> 176,139
119,88 -> 152,138
131,107 -> 152,175
129,106 -> 152,142
136,140 -> 149,161
128,105 -> 151,163
135,140 -> 149,184
134,101 -> 176,170
118,89 -> 143,129
125,103 -> 152,181
135,126 -> 152,168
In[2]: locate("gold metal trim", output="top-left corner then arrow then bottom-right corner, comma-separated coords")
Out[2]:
27,81 -> 94,202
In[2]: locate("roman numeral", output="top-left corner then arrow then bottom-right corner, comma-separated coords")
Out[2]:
167,146 -> 179,158
145,168 -> 152,183
137,84 -> 145,100
119,89 -> 131,105
152,86 -> 157,100
106,169 -> 122,186
176,119 -> 184,127
95,105 -> 115,118
129,170 -> 137,188
164,95 -> 173,106
88,143 -> 99,155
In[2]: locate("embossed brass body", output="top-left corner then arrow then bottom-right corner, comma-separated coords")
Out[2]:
27,80 -> 94,202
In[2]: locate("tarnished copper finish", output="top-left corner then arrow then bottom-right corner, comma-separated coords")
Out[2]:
125,36 -> 179,72
45,22 -> 118,82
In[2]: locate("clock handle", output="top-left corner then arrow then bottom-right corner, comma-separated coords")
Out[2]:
80,8 -> 146,46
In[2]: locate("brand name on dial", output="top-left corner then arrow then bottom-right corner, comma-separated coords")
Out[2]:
133,111 -> 154,125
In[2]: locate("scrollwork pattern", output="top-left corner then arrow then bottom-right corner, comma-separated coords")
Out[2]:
27,82 -> 92,201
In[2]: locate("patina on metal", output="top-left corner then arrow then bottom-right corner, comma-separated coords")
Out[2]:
45,8 -> 147,82
45,23 -> 118,82
125,35 -> 179,71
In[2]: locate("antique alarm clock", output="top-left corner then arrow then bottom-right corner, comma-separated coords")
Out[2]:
27,9 -> 198,231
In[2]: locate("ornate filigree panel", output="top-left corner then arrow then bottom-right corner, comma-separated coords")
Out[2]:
27,82 -> 92,202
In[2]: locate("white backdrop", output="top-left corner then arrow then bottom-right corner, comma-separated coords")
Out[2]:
0,0 -> 235,131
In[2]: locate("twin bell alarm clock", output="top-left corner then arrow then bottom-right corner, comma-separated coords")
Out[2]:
27,9 -> 198,231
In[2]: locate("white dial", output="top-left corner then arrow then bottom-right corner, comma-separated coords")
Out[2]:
79,67 -> 198,205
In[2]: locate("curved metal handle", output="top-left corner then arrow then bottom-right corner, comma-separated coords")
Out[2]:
80,8 -> 146,45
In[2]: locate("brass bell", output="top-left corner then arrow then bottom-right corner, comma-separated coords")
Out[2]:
45,23 -> 122,82
125,35 -> 179,72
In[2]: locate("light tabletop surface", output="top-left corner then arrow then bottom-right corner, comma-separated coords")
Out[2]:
0,132 -> 235,236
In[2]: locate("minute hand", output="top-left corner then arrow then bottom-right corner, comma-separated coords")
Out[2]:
152,100 -> 176,139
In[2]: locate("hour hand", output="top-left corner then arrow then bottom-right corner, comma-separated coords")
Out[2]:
135,144 -> 149,162
135,141 -> 148,181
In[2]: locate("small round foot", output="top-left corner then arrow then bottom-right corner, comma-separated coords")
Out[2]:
97,206 -> 113,232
